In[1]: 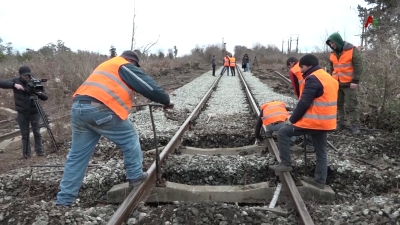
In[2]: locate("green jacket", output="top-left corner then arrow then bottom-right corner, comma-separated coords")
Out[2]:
326,32 -> 363,86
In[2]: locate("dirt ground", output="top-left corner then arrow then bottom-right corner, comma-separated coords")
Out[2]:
0,63 -> 211,175
250,67 -> 296,99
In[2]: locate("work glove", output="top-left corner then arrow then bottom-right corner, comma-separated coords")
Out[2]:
284,118 -> 292,125
163,101 -> 174,110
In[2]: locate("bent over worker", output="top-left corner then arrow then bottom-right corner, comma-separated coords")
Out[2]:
56,50 -> 174,207
326,32 -> 363,134
254,101 -> 296,145
269,54 -> 338,189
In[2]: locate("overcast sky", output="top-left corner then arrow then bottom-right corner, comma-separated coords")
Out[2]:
0,0 -> 369,56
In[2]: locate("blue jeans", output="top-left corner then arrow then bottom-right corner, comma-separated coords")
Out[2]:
56,101 -> 143,205
278,125 -> 328,184
265,122 -> 296,142
246,63 -> 250,72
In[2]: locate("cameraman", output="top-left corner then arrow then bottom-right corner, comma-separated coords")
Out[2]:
0,66 -> 48,159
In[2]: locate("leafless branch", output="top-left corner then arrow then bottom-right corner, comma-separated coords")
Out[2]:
140,35 -> 160,55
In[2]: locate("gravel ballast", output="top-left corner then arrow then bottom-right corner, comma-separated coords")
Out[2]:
182,75 -> 254,148
129,68 -> 223,149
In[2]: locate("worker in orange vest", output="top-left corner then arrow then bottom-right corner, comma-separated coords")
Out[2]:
326,32 -> 363,135
270,54 -> 339,190
254,101 -> 297,145
220,54 -> 230,76
229,55 -> 236,76
56,50 -> 174,207
286,57 -> 314,152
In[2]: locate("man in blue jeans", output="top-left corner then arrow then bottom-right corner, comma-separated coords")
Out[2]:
56,50 -> 174,207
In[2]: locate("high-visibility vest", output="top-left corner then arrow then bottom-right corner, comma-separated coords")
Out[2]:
223,57 -> 230,66
230,57 -> 236,67
290,62 -> 304,98
330,48 -> 354,83
294,69 -> 339,130
73,56 -> 135,120
260,101 -> 290,126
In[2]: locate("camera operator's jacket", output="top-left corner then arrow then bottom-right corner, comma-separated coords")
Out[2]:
0,77 -> 49,114
73,56 -> 170,120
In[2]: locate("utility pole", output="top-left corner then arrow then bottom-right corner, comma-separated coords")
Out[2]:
287,38 -> 290,54
296,36 -> 299,54
282,39 -> 284,54
289,37 -> 292,54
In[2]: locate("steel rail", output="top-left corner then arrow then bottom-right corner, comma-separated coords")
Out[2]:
0,114 -> 70,142
237,65 -> 314,225
107,74 -> 223,225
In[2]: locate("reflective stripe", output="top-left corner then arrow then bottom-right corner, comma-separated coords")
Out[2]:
121,66 -> 154,91
332,72 -> 354,77
263,104 -> 286,111
303,114 -> 337,120
333,63 -> 353,68
262,111 -> 289,120
298,79 -> 304,85
312,101 -> 337,106
92,70 -> 134,102
81,81 -> 130,112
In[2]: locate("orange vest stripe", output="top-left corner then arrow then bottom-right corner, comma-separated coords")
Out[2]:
330,48 -> 354,83
294,69 -> 339,130
290,62 -> 304,98
230,57 -> 236,67
260,101 -> 290,126
73,56 -> 135,120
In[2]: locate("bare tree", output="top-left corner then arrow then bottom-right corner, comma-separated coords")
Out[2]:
130,0 -> 160,56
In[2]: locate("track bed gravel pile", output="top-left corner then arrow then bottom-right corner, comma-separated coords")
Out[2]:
163,154 -> 277,185
137,201 -> 298,225
182,75 -> 254,148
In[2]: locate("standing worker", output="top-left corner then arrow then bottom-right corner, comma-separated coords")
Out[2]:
220,54 -> 230,76
243,54 -> 250,72
269,54 -> 338,189
211,55 -> 216,76
326,32 -> 363,134
254,101 -> 296,145
0,66 -> 48,159
56,50 -> 174,207
286,57 -> 314,151
229,55 -> 236,76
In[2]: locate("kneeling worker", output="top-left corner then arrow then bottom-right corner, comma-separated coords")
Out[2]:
254,100 -> 296,144
269,54 -> 338,189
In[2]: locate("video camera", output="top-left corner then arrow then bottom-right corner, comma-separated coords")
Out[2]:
26,75 -> 47,93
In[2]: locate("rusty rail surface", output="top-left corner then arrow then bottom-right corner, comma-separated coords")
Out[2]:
107,73 -> 223,225
237,66 -> 314,225
0,114 -> 70,142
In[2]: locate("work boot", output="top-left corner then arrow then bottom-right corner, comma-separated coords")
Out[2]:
36,151 -> 46,157
128,172 -> 148,187
336,122 -> 345,131
351,124 -> 360,135
302,176 -> 325,189
269,163 -> 293,172
265,131 -> 273,138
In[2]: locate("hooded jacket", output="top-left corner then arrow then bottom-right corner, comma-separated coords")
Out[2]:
326,32 -> 363,86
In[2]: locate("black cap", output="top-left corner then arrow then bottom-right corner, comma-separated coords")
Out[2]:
18,66 -> 32,76
120,50 -> 140,67
299,54 -> 319,67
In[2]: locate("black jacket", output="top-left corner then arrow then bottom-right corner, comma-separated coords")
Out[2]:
0,77 -> 49,114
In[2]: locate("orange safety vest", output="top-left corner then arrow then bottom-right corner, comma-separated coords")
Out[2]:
330,48 -> 354,83
290,62 -> 304,98
230,57 -> 236,67
223,57 -> 230,66
294,69 -> 339,130
260,101 -> 290,126
73,56 -> 135,120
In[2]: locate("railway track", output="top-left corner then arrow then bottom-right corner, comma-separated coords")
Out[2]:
107,66 -> 315,225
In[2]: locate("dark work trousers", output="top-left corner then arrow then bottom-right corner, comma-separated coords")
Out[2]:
17,112 -> 43,157
230,66 -> 236,76
278,124 -> 328,184
212,65 -> 216,76
220,66 -> 230,76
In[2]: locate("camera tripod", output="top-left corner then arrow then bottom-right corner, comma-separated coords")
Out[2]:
27,94 -> 59,153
